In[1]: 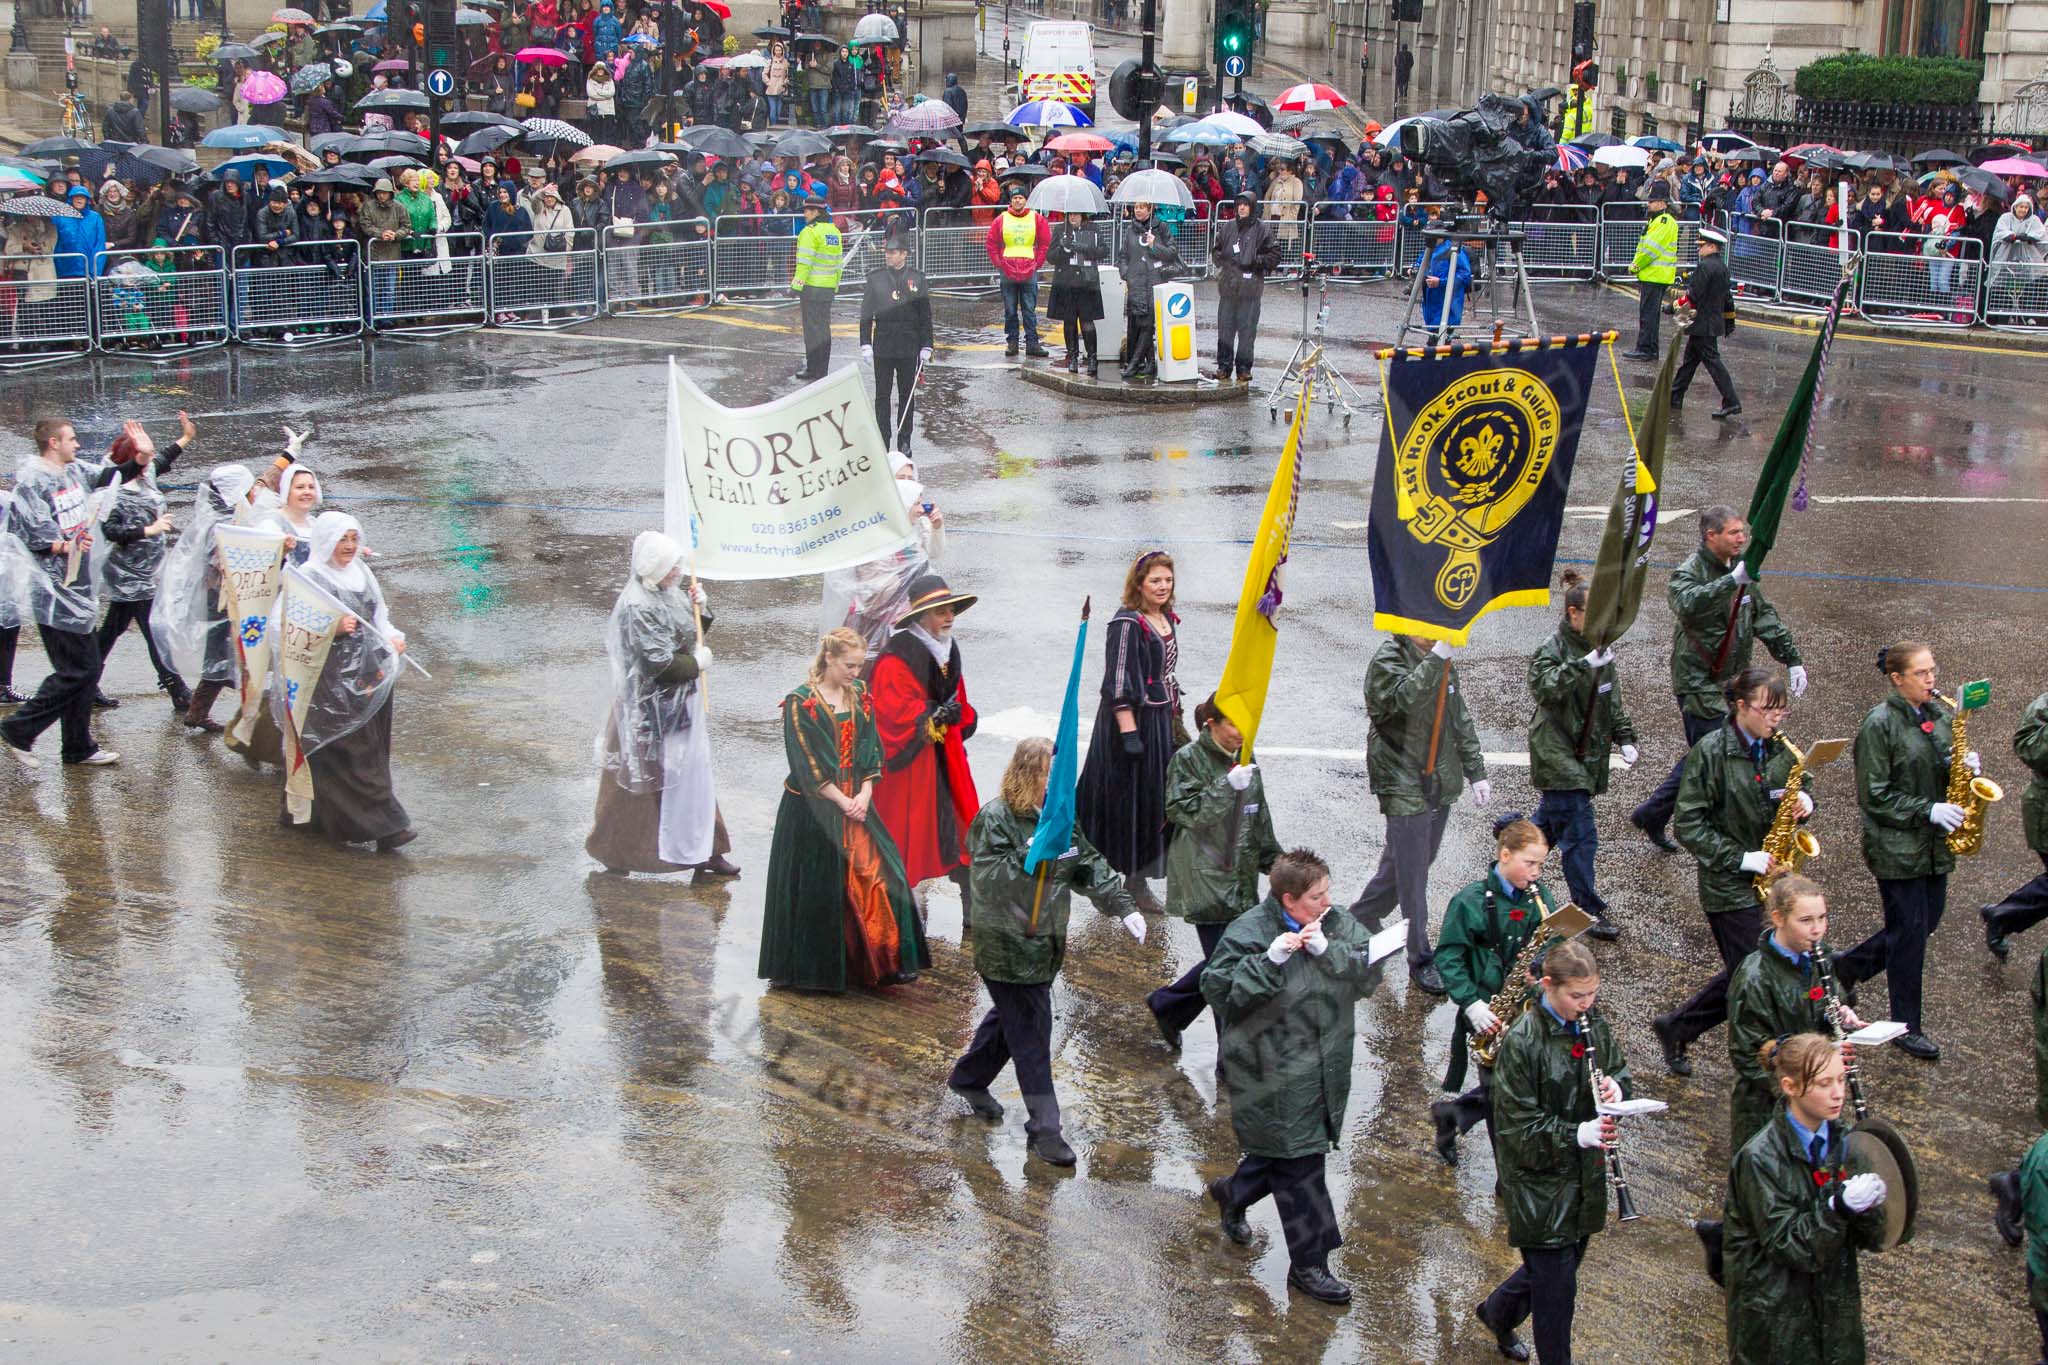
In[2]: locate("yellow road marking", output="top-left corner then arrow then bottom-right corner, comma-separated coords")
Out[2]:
1597,280 -> 2042,357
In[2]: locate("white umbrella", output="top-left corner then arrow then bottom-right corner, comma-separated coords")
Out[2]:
1195,110 -> 1263,137
851,13 -> 898,44
1592,144 -> 1651,170
1373,116 -> 1420,148
1028,175 -> 1107,215
1111,168 -> 1194,210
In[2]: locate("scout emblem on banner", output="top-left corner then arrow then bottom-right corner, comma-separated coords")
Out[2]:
1368,335 -> 1603,644
215,525 -> 289,748
274,566 -> 345,824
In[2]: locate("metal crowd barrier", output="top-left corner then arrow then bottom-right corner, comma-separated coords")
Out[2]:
1302,206 -> 1398,277
708,214 -> 801,304
1597,205 -> 1705,281
1983,255 -> 2048,332
0,251 -> 94,370
231,239 -> 364,347
1726,217 -> 1785,301
603,219 -> 712,314
1257,198 -> 1307,277
93,245 -> 230,358
486,227 -> 599,330
1779,227 -> 1861,311
1395,203 -> 1460,275
836,208 -> 915,293
1154,212 -> 1212,280
919,208 -> 1001,294
1508,205 -> 1601,279
372,231 -> 487,336
1856,232 -> 1982,328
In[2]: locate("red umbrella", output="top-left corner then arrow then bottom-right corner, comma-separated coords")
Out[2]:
372,57 -> 411,72
515,45 -> 568,65
1783,142 -> 1836,163
1272,82 -> 1349,113
697,0 -> 731,15
1046,132 -> 1112,153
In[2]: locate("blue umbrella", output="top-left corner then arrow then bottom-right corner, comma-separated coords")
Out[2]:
202,124 -> 279,150
622,32 -> 658,44
1006,100 -> 1091,129
1158,123 -> 1238,147
363,0 -> 386,18
208,153 -> 298,181
1630,135 -> 1684,153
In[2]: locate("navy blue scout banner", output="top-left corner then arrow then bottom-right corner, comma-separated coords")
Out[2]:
1368,334 -> 1606,644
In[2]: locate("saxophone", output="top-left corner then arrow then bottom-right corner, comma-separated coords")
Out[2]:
1753,733 -> 1821,902
1936,687 -> 2003,856
1471,884 -> 1555,1070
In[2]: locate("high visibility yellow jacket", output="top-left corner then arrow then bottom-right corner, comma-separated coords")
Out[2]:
792,218 -> 843,289
1631,211 -> 1678,284
1559,85 -> 1596,142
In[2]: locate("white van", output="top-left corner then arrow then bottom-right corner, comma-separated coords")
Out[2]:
1019,21 -> 1097,118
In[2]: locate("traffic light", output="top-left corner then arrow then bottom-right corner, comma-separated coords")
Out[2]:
1571,1 -> 1596,64
425,0 -> 458,73
1394,0 -> 1423,23
1214,0 -> 1254,71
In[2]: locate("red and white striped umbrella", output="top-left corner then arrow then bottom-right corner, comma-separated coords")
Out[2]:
1272,82 -> 1349,113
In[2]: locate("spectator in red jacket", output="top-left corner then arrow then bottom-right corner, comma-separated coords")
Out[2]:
984,184 -> 1050,357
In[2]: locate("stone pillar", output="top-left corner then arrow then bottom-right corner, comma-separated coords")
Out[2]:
1158,0 -> 1208,74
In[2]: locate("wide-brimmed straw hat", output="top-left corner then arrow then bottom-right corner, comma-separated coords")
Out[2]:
895,573 -> 977,628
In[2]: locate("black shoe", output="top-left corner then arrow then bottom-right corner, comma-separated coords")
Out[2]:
1208,1177 -> 1253,1244
1151,1005 -> 1183,1053
1585,913 -> 1621,942
1896,1031 -> 1941,1061
375,829 -> 418,853
1086,355 -> 1099,377
162,678 -> 192,712
1668,400 -> 1684,413
1632,813 -> 1679,852
1028,1129 -> 1077,1166
1005,342 -> 1020,357
0,685 -> 23,705
92,691 -> 119,709
183,715 -> 224,734
1063,352 -> 1078,372
948,1081 -> 1004,1122
1653,1013 -> 1692,1077
1287,1263 -> 1351,1304
1024,344 -> 1050,359
1430,1099 -> 1459,1167
1474,1300 -> 1530,1360
1131,881 -> 1164,916
695,853 -> 742,878
1711,403 -> 1743,420
1983,904 -> 2011,960
1695,1218 -> 1725,1288
1411,963 -> 1447,995
1992,1170 -> 2025,1248
791,369 -> 818,381
1620,348 -> 1654,360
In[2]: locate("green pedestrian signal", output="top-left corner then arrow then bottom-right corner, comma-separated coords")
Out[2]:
1213,0 -> 1255,74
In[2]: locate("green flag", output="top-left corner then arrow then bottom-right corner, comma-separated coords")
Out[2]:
1582,335 -> 1679,650
1743,269 -> 1853,575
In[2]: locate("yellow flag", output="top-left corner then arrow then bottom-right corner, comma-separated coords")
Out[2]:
1214,372 -> 1313,760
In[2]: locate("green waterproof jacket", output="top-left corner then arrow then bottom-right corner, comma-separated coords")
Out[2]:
1365,635 -> 1485,817
2015,691 -> 2048,856
2021,1131 -> 2048,1312
1163,732 -> 1281,924
1722,1111 -> 1886,1365
1492,1003 -> 1632,1249
1433,872 -> 1558,1092
1665,549 -> 1802,719
2033,944 -> 2048,1130
1526,623 -> 1636,794
1725,931 -> 1833,1152
1201,898 -> 1387,1158
1674,722 -> 1808,914
1855,692 -> 1956,881
967,798 -> 1134,986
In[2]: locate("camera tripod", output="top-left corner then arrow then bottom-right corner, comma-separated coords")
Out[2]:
1394,221 -> 1544,349
1264,253 -> 1369,427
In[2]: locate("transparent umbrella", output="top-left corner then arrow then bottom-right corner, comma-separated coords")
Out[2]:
1028,175 -> 1108,216
1111,168 -> 1194,209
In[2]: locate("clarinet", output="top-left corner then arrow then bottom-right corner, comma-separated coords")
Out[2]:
1578,1012 -> 1642,1222
1812,941 -> 1869,1122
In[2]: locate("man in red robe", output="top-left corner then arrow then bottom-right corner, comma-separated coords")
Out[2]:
871,574 -> 980,929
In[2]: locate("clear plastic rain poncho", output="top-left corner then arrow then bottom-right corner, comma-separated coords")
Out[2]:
597,530 -> 706,795
0,454 -> 108,633
279,512 -> 405,756
96,457 -> 172,604
151,463 -> 260,684
819,459 -> 943,656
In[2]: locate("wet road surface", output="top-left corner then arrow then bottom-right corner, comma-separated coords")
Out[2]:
4,272 -> 2046,1362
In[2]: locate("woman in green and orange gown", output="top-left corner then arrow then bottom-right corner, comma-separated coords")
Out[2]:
759,626 -> 927,992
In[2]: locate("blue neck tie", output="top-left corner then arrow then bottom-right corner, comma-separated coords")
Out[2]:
1809,1133 -> 1825,1168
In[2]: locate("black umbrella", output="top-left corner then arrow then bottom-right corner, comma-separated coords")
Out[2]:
792,33 -> 834,46
678,126 -> 752,159
134,145 -> 199,174
772,129 -> 833,157
744,129 -> 787,150
23,135 -> 93,157
169,85 -> 222,114
602,148 -> 674,171
915,146 -> 970,170
296,162 -> 378,185
1912,147 -> 1968,168
356,87 -> 431,111
309,131 -> 357,155
1802,148 -> 1848,172
341,130 -> 431,158
1969,141 -> 2032,166
865,136 -> 908,153
753,24 -> 792,38
368,154 -> 425,172
1568,132 -> 1621,149
211,42 -> 260,60
456,125 -> 521,156
997,163 -> 1049,181
1724,145 -> 1773,166
440,110 -> 523,131
1958,166 -> 2011,199
962,120 -> 1025,140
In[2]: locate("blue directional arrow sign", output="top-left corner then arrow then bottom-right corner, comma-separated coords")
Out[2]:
425,67 -> 456,98
1222,54 -> 1247,78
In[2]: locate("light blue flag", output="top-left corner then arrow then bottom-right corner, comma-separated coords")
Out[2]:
1025,598 -> 1091,875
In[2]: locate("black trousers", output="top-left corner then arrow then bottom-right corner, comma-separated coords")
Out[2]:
948,979 -> 1059,1136
1635,279 -> 1667,352
2031,1270 -> 2048,1360
1445,1073 -> 1500,1172
1632,705 -> 1722,835
1060,317 -> 1097,362
872,350 -> 917,453
1482,1237 -> 1589,1365
1672,331 -> 1737,407
1221,1151 -> 1341,1272
96,596 -> 181,689
0,624 -> 104,764
1215,290 -> 1262,377
1349,802 -> 1451,966
0,623 -> 15,686
1122,305 -> 1155,374
798,284 -> 833,377
1662,904 -> 1763,1049
1986,852 -> 2048,942
1835,874 -> 1949,1035
1146,921 -> 1227,1035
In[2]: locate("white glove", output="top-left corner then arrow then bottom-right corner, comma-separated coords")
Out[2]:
1788,664 -> 1809,697
1740,850 -> 1772,875
860,344 -> 874,364
1122,910 -> 1147,943
1619,743 -> 1639,766
1267,934 -> 1300,965
1430,639 -> 1454,659
1471,779 -> 1493,808
1225,763 -> 1255,791
1929,802 -> 1967,832
1795,791 -> 1814,819
1730,561 -> 1752,585
1582,647 -> 1614,668
1299,918 -> 1329,956
282,424 -> 307,458
689,581 -> 707,607
1464,1000 -> 1500,1033
1576,1118 -> 1609,1150
1965,749 -> 1981,776
1839,1172 -> 1887,1213
693,644 -> 713,669
918,347 -> 932,365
